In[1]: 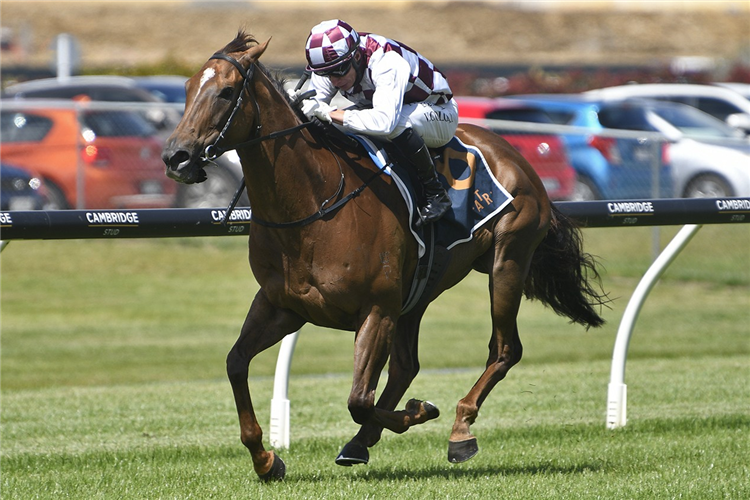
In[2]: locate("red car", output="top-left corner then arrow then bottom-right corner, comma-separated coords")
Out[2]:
0,100 -> 175,209
455,96 -> 576,200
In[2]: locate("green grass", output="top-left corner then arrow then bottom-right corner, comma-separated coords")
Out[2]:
1,359 -> 747,499
1,225 -> 749,498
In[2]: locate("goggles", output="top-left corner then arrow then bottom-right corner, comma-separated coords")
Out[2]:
316,59 -> 353,78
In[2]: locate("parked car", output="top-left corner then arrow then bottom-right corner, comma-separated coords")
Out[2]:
584,83 -> 750,135
508,95 -> 671,200
3,75 -> 244,208
1,162 -> 48,210
512,95 -> 750,199
0,100 -> 175,209
2,75 -> 181,134
455,96 -> 576,200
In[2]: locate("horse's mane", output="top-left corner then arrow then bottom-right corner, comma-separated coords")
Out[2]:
220,29 -> 294,106
220,30 -> 258,55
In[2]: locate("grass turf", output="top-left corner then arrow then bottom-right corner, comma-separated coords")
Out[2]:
1,224 -> 748,498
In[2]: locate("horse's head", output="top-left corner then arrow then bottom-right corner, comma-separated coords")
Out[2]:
162,32 -> 269,184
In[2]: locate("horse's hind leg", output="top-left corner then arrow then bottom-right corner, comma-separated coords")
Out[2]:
448,249 -> 529,463
226,290 -> 306,481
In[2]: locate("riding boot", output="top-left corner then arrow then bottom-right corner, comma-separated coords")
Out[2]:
410,144 -> 452,226
393,129 -> 452,226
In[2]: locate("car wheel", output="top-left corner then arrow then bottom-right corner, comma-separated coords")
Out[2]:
571,176 -> 600,201
43,181 -> 70,210
683,174 -> 733,198
174,166 -> 246,208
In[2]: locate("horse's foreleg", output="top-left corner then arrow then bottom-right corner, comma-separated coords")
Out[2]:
448,257 -> 525,463
337,314 -> 431,465
226,291 -> 305,481
348,308 -> 437,428
347,307 -> 394,425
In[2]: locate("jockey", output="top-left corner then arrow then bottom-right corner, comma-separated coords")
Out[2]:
296,19 -> 457,227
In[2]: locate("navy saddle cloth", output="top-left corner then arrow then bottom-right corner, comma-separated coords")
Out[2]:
351,135 -> 514,257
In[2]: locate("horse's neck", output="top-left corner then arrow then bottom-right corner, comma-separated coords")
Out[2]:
238,81 -> 333,225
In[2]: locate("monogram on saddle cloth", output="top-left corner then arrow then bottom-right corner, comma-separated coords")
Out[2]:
352,134 -> 514,253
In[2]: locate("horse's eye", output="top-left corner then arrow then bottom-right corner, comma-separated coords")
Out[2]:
218,87 -> 234,100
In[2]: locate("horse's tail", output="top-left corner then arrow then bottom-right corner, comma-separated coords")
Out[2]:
525,204 -> 609,329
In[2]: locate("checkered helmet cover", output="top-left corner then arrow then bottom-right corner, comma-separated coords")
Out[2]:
305,19 -> 361,72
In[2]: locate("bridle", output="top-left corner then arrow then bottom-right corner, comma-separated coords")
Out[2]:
201,52 -> 262,161
200,52 -> 312,224
202,52 -> 314,161
202,52 -> 385,228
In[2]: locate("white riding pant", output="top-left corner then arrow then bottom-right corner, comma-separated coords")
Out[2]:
385,98 -> 459,148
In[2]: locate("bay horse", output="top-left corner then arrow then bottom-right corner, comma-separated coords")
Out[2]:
162,31 -> 606,481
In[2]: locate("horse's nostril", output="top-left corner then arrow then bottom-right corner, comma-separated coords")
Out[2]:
164,150 -> 191,169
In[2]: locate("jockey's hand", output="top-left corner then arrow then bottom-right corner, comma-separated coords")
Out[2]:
301,100 -> 336,124
286,88 -> 310,108
288,89 -> 317,109
286,88 -> 302,103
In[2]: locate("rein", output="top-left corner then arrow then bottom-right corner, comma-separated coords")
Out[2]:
250,168 -> 384,228
205,52 -> 385,228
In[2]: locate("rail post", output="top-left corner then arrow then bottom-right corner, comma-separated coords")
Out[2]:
269,331 -> 300,449
606,223 -> 702,429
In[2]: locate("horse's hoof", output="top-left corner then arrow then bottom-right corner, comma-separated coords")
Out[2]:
406,398 -> 440,421
257,452 -> 286,482
422,400 -> 440,420
448,438 -> 479,463
335,441 -> 369,466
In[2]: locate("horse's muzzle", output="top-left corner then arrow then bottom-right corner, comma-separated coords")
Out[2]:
162,146 -> 208,184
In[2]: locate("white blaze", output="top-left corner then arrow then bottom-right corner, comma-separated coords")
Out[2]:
198,68 -> 216,93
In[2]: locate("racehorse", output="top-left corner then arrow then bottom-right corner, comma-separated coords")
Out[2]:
162,31 -> 607,481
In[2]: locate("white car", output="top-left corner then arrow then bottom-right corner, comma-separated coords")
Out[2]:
585,83 -> 750,135
713,82 -> 750,100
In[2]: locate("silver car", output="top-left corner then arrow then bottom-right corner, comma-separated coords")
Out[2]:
585,83 -> 750,135
597,98 -> 750,197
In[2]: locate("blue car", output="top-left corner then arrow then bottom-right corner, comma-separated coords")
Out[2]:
1,163 -> 48,211
509,95 -> 673,200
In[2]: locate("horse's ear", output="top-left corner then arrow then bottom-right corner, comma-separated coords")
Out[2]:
243,37 -> 271,64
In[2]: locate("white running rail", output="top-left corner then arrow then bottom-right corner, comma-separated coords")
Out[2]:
606,223 -> 703,429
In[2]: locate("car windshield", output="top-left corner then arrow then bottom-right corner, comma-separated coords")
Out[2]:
11,85 -> 155,102
650,105 -> 743,140
81,110 -> 156,138
598,106 -> 653,131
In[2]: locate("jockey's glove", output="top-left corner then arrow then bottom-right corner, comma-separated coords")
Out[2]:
286,88 -> 306,108
286,88 -> 302,101
301,99 -> 336,124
